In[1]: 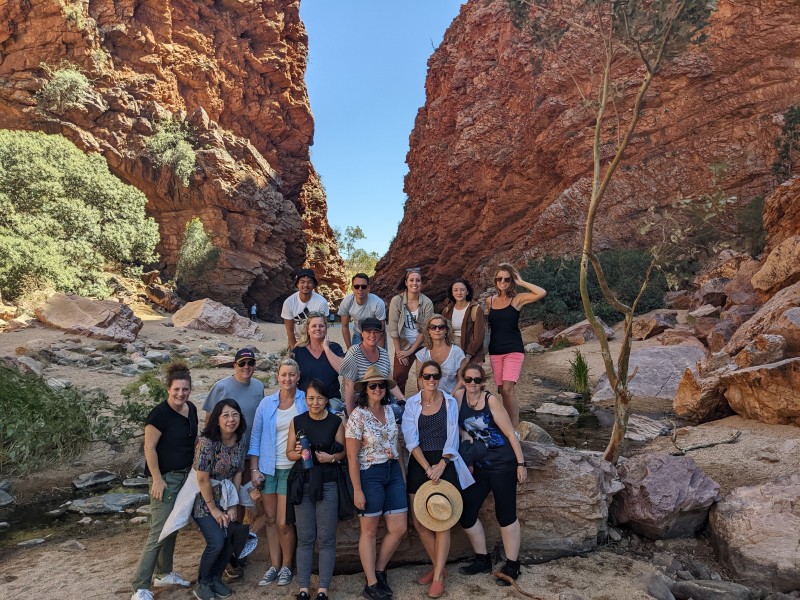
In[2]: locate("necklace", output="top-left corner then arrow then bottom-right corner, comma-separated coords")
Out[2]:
466,392 -> 482,409
423,391 -> 438,406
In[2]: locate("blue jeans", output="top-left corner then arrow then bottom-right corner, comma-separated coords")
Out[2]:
194,513 -> 233,584
295,481 -> 338,589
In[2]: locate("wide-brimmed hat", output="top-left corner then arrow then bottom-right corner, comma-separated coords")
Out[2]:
413,480 -> 463,532
294,268 -> 318,287
354,364 -> 396,393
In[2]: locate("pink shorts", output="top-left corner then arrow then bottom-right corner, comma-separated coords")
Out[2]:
490,352 -> 525,384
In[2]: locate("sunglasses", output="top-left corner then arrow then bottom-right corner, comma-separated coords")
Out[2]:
236,360 -> 256,367
463,376 -> 484,384
495,276 -> 512,283
428,324 -> 447,331
421,372 -> 441,380
405,267 -> 421,273
353,284 -> 368,290
367,382 -> 387,390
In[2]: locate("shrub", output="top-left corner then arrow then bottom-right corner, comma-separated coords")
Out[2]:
117,371 -> 168,429
146,119 -> 196,185
519,249 -> 668,329
35,65 -> 91,113
772,105 -> 800,181
736,195 -> 766,256
175,217 -> 220,293
0,130 -> 160,300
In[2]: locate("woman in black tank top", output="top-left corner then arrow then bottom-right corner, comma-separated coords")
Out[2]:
487,263 -> 547,427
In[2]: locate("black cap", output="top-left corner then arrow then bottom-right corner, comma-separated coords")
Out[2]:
360,317 -> 383,332
234,348 -> 256,363
294,268 -> 318,287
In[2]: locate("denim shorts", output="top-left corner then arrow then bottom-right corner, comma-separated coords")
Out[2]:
259,467 -> 291,496
359,460 -> 408,517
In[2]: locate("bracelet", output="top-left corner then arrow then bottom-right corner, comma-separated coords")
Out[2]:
517,462 -> 525,467
251,469 -> 260,472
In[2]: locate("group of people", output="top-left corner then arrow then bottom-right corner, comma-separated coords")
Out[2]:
131,263 -> 546,600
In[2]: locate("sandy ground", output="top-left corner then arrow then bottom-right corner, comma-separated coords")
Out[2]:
1,314 -> 798,599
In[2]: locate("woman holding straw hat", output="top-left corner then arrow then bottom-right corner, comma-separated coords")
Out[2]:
402,360 -> 474,598
345,365 -> 408,600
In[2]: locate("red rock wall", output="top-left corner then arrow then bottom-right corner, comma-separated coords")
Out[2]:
373,0 -> 800,303
0,0 -> 344,316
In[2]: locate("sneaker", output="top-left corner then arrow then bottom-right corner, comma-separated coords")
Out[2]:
459,553 -> 492,575
258,566 -> 278,586
361,583 -> 388,600
495,559 -> 521,587
376,570 -> 393,596
192,583 -> 216,600
211,577 -> 232,598
277,566 -> 293,586
154,571 -> 191,587
131,590 -> 154,600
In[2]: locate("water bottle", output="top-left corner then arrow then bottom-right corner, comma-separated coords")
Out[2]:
297,430 -> 313,470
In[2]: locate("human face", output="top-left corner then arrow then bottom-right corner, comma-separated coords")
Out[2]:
218,406 -> 241,436
420,366 -> 441,391
428,319 -> 447,339
366,380 -> 387,403
234,358 -> 255,383
361,328 -> 381,349
278,365 -> 299,392
352,277 -> 369,301
297,276 -> 315,297
308,316 -> 327,341
305,387 -> 328,418
495,270 -> 513,291
452,282 -> 468,303
405,271 -> 422,294
463,369 -> 484,388
167,378 -> 191,409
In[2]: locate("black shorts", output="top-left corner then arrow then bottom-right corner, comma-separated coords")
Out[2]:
406,449 -> 460,495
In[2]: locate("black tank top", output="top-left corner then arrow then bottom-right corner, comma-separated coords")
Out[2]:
487,299 -> 523,354
293,411 -> 341,482
458,393 -> 516,472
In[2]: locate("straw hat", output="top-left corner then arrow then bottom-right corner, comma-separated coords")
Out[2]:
354,364 -> 396,393
413,480 -> 463,532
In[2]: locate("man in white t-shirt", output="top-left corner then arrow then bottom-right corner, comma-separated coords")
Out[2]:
337,272 -> 387,349
281,268 -> 329,349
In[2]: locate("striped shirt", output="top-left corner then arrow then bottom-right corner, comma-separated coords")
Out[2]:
340,344 -> 391,383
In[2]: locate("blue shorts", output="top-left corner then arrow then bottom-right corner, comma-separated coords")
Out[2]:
359,460 -> 408,517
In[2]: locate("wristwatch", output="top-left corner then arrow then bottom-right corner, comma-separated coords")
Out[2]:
442,457 -> 451,465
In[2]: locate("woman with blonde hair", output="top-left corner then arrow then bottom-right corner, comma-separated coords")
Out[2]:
487,263 -> 546,426
415,314 -> 466,395
293,313 -> 345,414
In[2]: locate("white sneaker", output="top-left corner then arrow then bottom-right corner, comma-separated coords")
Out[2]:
258,565 -> 279,586
153,571 -> 191,587
131,590 -> 154,600
277,566 -> 293,586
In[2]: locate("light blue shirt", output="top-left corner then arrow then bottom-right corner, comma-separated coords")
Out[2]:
248,389 -> 307,476
402,390 -> 474,490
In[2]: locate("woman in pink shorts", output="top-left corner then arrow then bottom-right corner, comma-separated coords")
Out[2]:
487,263 -> 546,427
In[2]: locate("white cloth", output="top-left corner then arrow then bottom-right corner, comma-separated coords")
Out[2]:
281,291 -> 330,337
337,293 -> 386,333
275,405 -> 298,469
415,345 -> 466,395
401,308 -> 419,345
450,307 -> 467,344
158,469 -> 239,542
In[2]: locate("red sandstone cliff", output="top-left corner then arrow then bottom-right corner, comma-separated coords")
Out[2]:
0,0 -> 344,316
373,0 -> 800,303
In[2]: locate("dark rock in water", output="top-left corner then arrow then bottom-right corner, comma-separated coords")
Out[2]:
68,493 -> 148,514
669,579 -> 758,600
122,477 -> 149,488
0,521 -> 9,532
73,470 -> 117,489
0,479 -> 12,493
0,489 -> 14,507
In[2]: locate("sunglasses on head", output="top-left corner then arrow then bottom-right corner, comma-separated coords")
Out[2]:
421,372 -> 441,380
495,276 -> 512,283
463,376 -> 484,384
237,360 -> 256,367
367,382 -> 387,390
405,267 -> 421,273
428,323 -> 447,331
353,284 -> 368,290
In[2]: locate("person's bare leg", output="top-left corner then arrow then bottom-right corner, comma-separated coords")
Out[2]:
276,494 -> 295,568
409,495 -> 436,564
376,513 -> 408,572
499,519 -> 521,561
432,530 -> 450,581
461,519 -> 488,554
359,516 -> 380,586
261,493 -> 281,568
500,380 -> 519,427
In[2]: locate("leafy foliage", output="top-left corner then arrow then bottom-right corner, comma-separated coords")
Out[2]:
0,130 -> 160,300
736,195 -> 766,257
334,225 -> 380,281
117,371 -> 168,427
772,105 -> 800,181
146,118 -> 196,186
520,249 -> 668,329
175,217 -> 220,294
35,64 -> 91,113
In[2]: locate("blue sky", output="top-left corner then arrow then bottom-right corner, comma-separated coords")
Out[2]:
301,0 -> 464,257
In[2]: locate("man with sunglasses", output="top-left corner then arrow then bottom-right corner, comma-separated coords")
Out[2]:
337,273 -> 387,350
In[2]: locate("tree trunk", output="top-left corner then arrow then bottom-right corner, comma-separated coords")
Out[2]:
602,386 -> 631,463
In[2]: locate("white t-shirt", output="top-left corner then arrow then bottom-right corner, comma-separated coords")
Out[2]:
415,345 -> 466,395
451,306 -> 467,344
275,404 -> 299,469
401,308 -> 419,346
337,293 -> 386,333
281,291 -> 330,337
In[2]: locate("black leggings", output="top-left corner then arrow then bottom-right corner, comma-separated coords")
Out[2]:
459,468 -> 517,529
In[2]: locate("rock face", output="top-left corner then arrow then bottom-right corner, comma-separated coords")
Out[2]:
372,0 -> 800,301
0,0 -> 345,315
172,299 -> 262,340
725,281 -> 800,357
720,358 -> 800,426
751,235 -> 800,298
709,473 -> 800,593
673,370 -> 732,423
35,293 -> 142,342
763,176 -> 800,252
611,453 -> 721,540
553,318 -> 614,347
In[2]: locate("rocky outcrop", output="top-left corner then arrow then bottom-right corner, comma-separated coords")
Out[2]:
172,298 -> 262,340
34,293 -> 143,342
751,235 -> 800,299
632,310 -> 678,341
0,0 -> 345,315
763,176 -> 800,251
709,473 -> 800,593
724,281 -> 800,356
553,318 -> 614,346
721,358 -> 800,426
673,370 -> 732,423
372,0 -> 800,301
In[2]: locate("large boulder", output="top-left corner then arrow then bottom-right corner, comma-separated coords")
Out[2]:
172,299 -> 262,340
659,328 -> 706,351
693,277 -> 730,309
632,310 -> 678,340
145,283 -> 184,313
34,293 -> 142,342
734,334 -> 786,369
720,358 -> 800,425
722,257 -> 762,308
664,290 -> 691,310
709,473 -> 800,593
707,320 -> 738,352
592,345 -> 706,402
693,251 -> 755,288
751,235 -> 800,299
725,281 -> 800,356
673,369 -> 732,423
611,453 -> 721,539
553,318 -> 614,347
720,303 -> 760,327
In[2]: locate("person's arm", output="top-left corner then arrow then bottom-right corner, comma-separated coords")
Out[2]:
487,394 -> 527,484
284,319 -> 297,349
466,305 -> 486,361
248,405 -> 266,486
316,422 -> 346,464
286,419 -> 300,461
322,337 -> 343,372
196,469 -> 229,527
346,415 -> 365,511
344,378 -> 356,416
511,275 -> 547,309
228,469 -> 243,521
341,315 -> 353,349
143,424 -> 165,500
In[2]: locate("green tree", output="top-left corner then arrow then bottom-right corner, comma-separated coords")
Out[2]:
35,64 -> 91,113
175,217 -> 220,294
0,130 -> 159,300
334,225 -> 380,280
146,118 -> 196,186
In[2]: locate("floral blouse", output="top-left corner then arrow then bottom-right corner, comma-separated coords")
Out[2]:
345,405 -> 399,470
192,435 -> 245,518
